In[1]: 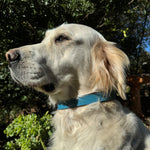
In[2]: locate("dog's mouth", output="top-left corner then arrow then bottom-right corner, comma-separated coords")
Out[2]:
41,83 -> 55,92
11,72 -> 56,93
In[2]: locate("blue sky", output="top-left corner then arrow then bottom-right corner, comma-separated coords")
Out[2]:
145,43 -> 150,53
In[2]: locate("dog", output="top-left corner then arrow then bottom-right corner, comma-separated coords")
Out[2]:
6,24 -> 150,150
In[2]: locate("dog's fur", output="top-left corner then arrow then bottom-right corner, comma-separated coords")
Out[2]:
6,24 -> 150,150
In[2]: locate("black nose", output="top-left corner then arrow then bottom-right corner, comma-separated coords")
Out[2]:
6,49 -> 20,62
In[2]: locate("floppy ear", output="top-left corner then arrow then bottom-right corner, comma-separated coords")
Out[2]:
91,40 -> 129,99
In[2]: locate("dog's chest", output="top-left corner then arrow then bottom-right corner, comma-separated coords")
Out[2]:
51,103 -> 137,150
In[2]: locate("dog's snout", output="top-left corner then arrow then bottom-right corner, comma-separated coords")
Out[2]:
6,49 -> 20,62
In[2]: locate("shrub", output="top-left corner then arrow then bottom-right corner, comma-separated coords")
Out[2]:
4,111 -> 52,150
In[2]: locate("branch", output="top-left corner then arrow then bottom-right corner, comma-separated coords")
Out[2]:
136,5 -> 148,73
128,0 -> 134,5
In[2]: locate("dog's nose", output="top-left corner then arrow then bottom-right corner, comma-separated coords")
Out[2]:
6,49 -> 20,62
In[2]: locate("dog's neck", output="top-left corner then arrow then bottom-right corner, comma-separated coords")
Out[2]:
57,92 -> 116,110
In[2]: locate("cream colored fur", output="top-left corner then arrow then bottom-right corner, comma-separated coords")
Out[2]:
6,24 -> 150,150
51,101 -> 150,150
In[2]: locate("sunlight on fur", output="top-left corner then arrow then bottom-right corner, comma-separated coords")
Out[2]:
91,41 -> 129,99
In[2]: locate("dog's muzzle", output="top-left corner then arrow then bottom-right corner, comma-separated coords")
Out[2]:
6,48 -> 57,93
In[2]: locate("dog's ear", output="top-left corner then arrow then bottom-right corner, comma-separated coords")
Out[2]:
91,40 -> 129,99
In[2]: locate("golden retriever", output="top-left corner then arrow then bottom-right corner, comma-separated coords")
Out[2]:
6,24 -> 150,150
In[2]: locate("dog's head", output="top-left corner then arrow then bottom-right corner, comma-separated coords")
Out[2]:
6,24 -> 129,104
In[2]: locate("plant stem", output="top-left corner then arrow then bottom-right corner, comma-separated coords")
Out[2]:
40,138 -> 46,150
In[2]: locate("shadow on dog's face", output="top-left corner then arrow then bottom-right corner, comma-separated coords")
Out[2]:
6,24 -> 129,103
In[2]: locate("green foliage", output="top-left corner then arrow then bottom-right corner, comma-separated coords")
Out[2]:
4,111 -> 52,150
84,0 -> 150,74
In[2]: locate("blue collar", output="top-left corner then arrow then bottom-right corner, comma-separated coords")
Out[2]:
57,92 -> 116,110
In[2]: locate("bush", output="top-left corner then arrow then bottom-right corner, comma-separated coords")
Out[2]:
4,111 -> 52,150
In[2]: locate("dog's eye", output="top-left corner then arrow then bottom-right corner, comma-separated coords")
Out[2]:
55,35 -> 69,43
